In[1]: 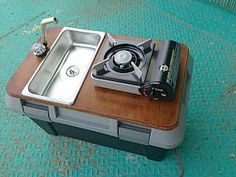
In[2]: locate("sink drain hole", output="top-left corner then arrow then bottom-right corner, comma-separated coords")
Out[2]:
66,66 -> 79,77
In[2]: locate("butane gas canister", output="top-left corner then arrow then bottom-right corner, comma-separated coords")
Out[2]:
139,40 -> 181,100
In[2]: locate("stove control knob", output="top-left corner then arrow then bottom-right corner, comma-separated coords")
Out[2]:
139,83 -> 170,101
149,88 -> 154,100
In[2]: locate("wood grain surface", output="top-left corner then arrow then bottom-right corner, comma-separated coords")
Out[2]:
6,27 -> 189,130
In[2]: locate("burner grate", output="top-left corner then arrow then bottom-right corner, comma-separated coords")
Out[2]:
92,34 -> 154,90
105,45 -> 143,73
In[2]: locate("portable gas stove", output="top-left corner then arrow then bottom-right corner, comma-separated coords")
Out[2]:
92,34 -> 181,100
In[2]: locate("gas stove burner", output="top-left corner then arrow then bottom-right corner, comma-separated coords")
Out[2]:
92,34 -> 154,93
104,44 -> 144,73
114,50 -> 132,65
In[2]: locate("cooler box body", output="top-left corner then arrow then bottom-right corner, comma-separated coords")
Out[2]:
5,54 -> 193,161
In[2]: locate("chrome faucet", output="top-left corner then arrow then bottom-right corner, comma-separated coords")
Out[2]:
41,17 -> 58,45
31,17 -> 58,57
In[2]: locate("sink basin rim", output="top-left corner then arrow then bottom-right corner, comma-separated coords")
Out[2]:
22,27 -> 105,105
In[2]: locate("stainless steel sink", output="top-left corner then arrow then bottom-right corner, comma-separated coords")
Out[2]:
22,27 -> 105,105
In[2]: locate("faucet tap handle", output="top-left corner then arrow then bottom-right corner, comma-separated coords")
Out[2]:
31,17 -> 58,57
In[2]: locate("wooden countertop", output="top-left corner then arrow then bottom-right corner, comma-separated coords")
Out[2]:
6,27 -> 189,130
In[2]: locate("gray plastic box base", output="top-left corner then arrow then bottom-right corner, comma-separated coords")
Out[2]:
6,94 -> 188,161
5,87 -> 188,162
31,118 -> 167,161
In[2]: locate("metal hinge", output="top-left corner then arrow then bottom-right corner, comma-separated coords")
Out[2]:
22,101 -> 50,122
